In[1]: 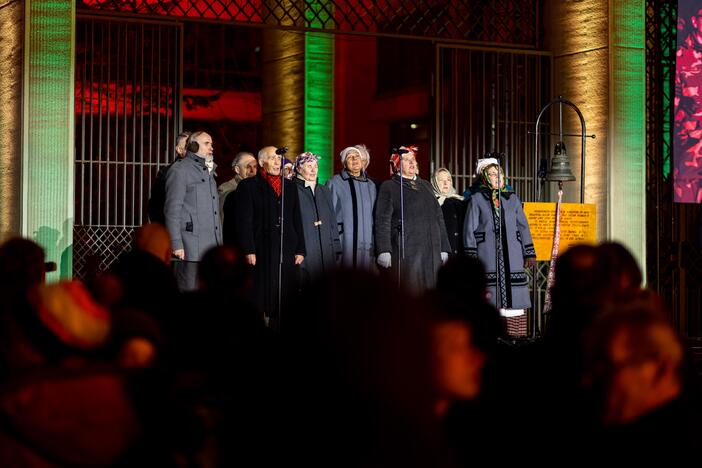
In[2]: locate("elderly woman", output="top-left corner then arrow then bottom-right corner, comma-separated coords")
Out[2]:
326,144 -> 377,270
431,168 -> 466,255
293,152 -> 341,283
374,146 -> 451,292
463,158 -> 536,315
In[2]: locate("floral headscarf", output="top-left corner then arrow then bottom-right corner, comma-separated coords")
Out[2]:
389,145 -> 419,175
479,163 -> 508,210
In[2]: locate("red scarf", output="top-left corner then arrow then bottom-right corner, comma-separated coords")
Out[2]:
261,167 -> 282,197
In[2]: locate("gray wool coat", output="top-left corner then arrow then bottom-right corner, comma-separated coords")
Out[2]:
374,175 -> 451,292
294,178 -> 342,281
326,170 -> 377,270
463,190 -> 536,309
165,152 -> 223,261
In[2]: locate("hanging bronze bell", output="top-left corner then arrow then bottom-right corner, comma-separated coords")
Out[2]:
546,142 -> 576,182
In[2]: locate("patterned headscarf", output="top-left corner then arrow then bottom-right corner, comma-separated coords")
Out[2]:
431,168 -> 464,206
478,163 -> 508,210
294,151 -> 321,177
389,145 -> 419,175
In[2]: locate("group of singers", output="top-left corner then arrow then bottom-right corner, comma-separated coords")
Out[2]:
149,131 -> 536,327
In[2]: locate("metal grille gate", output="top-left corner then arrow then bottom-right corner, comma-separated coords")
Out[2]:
434,44 -> 552,329
74,17 -> 182,277
78,0 -> 540,48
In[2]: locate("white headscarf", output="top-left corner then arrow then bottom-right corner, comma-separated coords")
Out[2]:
431,168 -> 463,206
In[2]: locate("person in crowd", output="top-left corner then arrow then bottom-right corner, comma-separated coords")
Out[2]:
234,146 -> 305,329
431,168 -> 466,255
326,144 -> 377,270
428,292 -> 503,465
580,293 -> 702,462
219,151 -> 257,222
165,131 -> 222,291
148,131 -> 190,225
283,270 -> 452,467
283,158 -> 294,180
293,152 -> 341,283
109,223 -> 179,320
374,145 -> 451,291
463,158 -> 536,333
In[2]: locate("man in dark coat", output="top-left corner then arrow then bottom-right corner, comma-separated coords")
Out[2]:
234,146 -> 305,329
293,152 -> 341,284
165,131 -> 223,291
148,131 -> 190,225
374,146 -> 451,292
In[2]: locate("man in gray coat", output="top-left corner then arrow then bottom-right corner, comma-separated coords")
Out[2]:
165,131 -> 223,291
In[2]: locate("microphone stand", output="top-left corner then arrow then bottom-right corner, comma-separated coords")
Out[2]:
495,159 -> 503,312
277,146 -> 288,333
398,153 -> 405,289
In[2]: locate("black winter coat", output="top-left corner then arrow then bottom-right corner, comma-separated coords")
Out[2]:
234,173 -> 306,318
374,175 -> 451,292
294,178 -> 341,283
440,197 -> 466,255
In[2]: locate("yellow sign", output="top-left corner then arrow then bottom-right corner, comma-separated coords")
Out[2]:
523,202 -> 597,261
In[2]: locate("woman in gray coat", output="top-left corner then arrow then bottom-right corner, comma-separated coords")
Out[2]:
326,145 -> 377,271
294,152 -> 341,283
463,159 -> 536,311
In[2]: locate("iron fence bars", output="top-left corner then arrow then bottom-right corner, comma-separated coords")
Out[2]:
74,18 -> 182,277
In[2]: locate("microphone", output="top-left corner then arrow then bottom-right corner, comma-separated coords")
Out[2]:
275,146 -> 289,155
392,147 -> 409,155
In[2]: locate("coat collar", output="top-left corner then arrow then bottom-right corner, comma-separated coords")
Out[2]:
340,169 -> 368,182
185,151 -> 217,173
391,173 -> 421,190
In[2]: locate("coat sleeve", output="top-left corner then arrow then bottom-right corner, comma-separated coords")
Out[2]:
164,164 -> 186,252
323,189 -> 342,255
463,197 -> 480,257
222,190 -> 237,246
434,193 -> 452,253
326,178 -> 345,238
515,196 -> 536,259
234,181 -> 257,255
290,184 -> 307,256
374,182 -> 394,255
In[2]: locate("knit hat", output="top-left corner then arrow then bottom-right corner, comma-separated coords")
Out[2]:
475,158 -> 499,175
340,145 -> 370,166
389,145 -> 418,175
36,281 -> 111,351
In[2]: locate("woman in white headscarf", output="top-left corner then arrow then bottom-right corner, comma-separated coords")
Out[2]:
431,168 -> 466,255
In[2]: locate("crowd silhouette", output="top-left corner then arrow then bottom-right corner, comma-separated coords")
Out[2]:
0,228 -> 699,466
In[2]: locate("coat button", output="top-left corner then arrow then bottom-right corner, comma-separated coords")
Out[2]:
202,179 -> 205,182
212,196 -> 215,199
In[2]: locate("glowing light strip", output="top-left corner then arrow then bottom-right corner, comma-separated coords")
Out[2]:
609,1 -> 646,276
23,0 -> 76,280
305,1 -> 334,183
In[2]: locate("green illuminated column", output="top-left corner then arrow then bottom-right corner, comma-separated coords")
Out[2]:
609,1 -> 646,277
305,1 -> 334,183
23,0 -> 75,280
